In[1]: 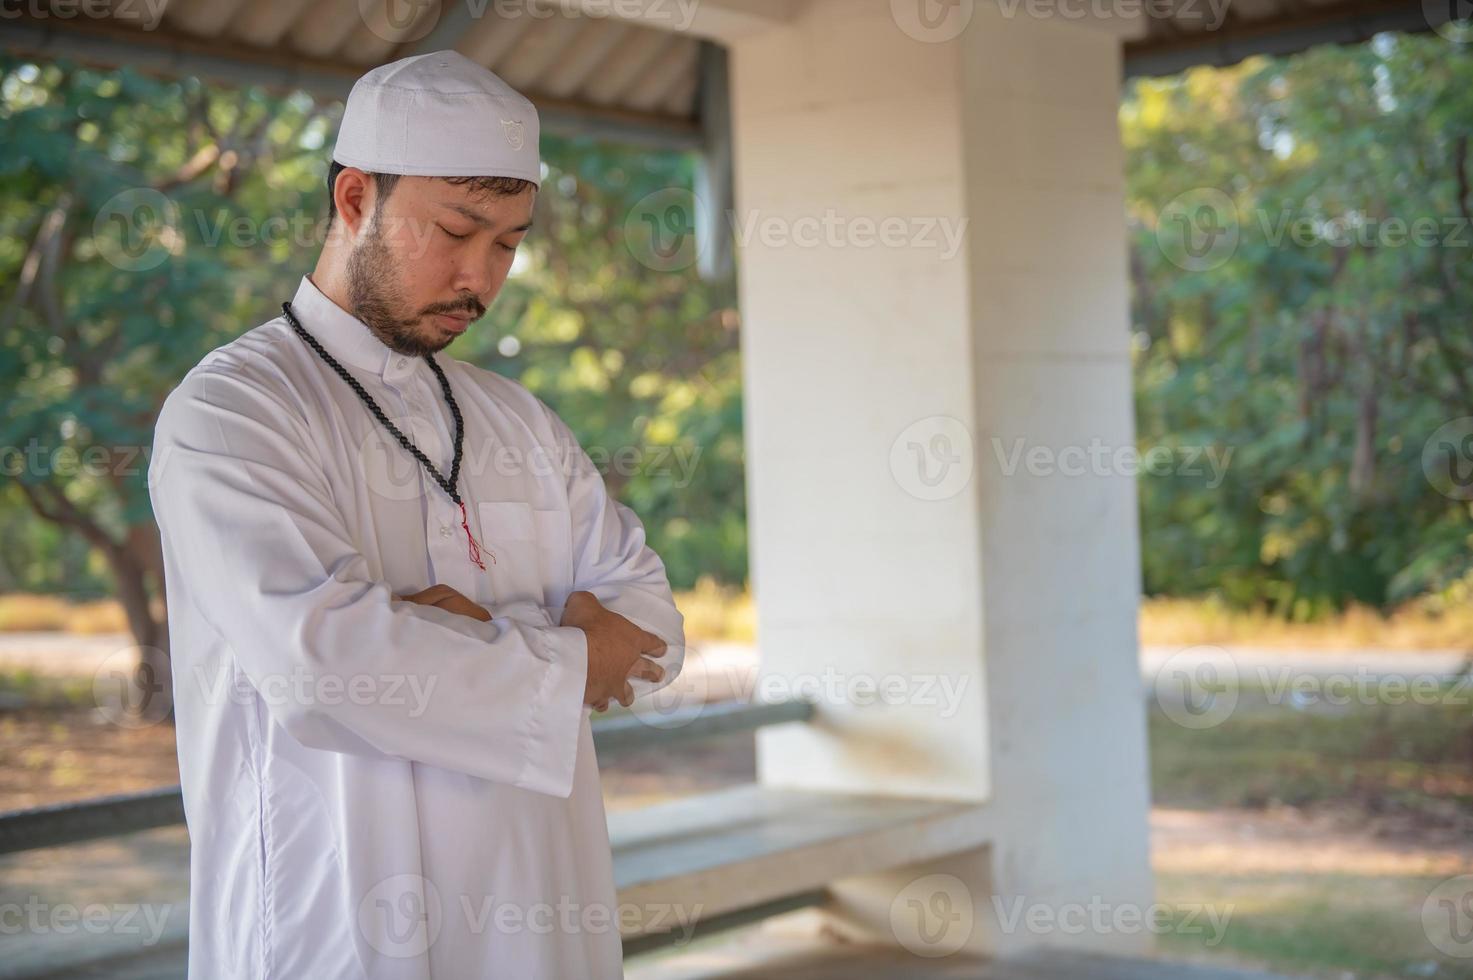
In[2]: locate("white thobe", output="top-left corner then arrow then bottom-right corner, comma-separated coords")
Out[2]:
147,274 -> 685,979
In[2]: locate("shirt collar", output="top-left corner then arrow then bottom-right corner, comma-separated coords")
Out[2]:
287,274 -> 417,379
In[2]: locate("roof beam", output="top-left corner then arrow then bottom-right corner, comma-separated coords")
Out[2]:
550,0 -> 800,41
1124,0 -> 1436,77
1,11 -> 701,149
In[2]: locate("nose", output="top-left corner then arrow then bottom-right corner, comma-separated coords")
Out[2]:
449,246 -> 497,300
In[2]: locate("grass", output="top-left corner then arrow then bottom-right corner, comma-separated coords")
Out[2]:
5,585 -> 1473,977
1150,677 -> 1473,978
1141,594 -> 1473,651
4,585 -> 1471,651
0,594 -> 131,634
671,577 -> 756,644
1150,678 -> 1473,815
0,667 -> 94,710
0,584 -> 753,642
1156,871 -> 1473,980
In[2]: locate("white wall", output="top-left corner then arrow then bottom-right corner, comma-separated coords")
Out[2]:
727,0 -> 1154,958
732,0 -> 990,803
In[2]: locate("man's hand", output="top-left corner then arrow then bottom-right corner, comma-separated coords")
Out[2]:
560,591 -> 667,712
396,584 -> 492,622
396,586 -> 664,713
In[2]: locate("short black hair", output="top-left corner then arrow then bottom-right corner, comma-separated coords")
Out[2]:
325,160 -> 537,227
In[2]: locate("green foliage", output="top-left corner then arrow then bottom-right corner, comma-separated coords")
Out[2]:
1125,34 -> 1473,615
0,54 -> 743,599
0,56 -> 336,610
462,137 -> 745,589
7,33 -> 1471,614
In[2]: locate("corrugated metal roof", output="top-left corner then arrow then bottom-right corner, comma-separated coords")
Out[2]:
4,0 -> 707,146
1123,0 -> 1436,76
2,0 -> 1445,113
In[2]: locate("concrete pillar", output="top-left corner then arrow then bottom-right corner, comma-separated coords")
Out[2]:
727,0 -> 1154,958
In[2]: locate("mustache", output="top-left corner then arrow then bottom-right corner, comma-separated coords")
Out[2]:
422,301 -> 484,319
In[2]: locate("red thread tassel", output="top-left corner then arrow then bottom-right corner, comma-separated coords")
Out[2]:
459,501 -> 492,570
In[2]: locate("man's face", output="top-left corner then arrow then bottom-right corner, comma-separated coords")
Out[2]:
345,176 -> 534,357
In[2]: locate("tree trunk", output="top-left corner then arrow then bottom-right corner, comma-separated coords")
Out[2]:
101,533 -> 173,722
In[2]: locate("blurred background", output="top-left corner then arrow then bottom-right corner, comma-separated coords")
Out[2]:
2,3 -> 1473,978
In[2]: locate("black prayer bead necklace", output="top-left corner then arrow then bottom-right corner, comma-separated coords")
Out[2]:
282,300 -> 492,569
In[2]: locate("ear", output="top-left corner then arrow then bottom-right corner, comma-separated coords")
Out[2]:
332,167 -> 374,236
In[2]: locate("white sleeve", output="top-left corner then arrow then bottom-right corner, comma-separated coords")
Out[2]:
541,405 -> 687,701
148,369 -> 589,798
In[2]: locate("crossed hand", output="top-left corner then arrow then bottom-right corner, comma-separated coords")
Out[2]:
396,585 -> 667,712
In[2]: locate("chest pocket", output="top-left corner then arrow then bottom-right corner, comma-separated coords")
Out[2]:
478,501 -> 574,606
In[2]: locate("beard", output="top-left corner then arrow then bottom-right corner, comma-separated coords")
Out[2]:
345,210 -> 483,357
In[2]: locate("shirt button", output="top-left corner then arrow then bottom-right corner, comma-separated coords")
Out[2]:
395,357 -> 408,369
440,524 -> 452,538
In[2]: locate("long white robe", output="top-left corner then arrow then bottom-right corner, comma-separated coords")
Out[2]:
147,274 -> 685,979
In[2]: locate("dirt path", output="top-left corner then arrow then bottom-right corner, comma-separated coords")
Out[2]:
1152,806 -> 1473,877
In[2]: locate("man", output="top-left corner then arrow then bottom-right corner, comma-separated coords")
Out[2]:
147,50 -> 684,979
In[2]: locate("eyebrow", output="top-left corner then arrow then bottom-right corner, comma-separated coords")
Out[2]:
440,202 -> 533,233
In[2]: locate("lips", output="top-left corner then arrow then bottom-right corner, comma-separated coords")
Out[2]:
433,313 -> 472,334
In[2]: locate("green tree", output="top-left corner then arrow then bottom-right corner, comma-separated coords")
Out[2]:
475,137 -> 745,589
0,55 -> 747,692
1124,33 -> 1473,616
1,56 -> 335,692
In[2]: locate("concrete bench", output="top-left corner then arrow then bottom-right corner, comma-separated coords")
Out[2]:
609,784 -> 989,952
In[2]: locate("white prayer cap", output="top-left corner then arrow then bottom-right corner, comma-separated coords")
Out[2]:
331,50 -> 541,188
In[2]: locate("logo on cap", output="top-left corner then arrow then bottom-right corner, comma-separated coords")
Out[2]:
501,119 -> 525,151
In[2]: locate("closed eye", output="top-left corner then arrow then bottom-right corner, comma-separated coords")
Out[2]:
439,224 -> 470,241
